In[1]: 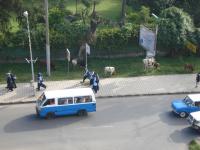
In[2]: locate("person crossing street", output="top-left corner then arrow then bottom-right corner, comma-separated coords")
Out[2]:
92,73 -> 100,94
37,72 -> 46,91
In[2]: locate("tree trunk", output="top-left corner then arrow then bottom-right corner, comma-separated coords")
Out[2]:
120,0 -> 126,27
76,0 -> 78,14
92,1 -> 96,15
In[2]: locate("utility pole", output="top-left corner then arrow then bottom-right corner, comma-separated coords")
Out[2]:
152,13 -> 159,56
23,11 -> 35,82
45,0 -> 51,76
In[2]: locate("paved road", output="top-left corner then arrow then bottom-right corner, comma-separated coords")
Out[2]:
0,95 -> 199,150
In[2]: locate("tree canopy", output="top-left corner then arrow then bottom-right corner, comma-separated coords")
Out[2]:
158,6 -> 195,55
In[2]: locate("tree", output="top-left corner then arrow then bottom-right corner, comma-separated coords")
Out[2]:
76,0 -> 79,14
147,0 -> 175,14
0,0 -> 22,32
175,0 -> 200,27
158,7 -> 195,56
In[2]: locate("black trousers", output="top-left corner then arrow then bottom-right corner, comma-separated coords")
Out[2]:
37,82 -> 46,90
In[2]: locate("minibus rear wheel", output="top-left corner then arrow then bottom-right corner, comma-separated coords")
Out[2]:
78,110 -> 88,116
46,112 -> 55,119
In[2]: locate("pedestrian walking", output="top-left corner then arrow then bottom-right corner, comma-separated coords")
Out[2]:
92,74 -> 99,94
82,68 -> 91,83
6,73 -> 14,92
196,72 -> 200,88
89,71 -> 95,86
37,72 -> 46,91
10,72 -> 17,88
95,73 -> 100,91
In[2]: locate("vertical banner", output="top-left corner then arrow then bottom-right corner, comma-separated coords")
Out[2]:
85,43 -> 90,70
86,43 -> 90,55
139,25 -> 156,57
66,48 -> 70,62
65,48 -> 70,73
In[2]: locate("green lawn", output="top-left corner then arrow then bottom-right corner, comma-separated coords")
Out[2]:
0,56 -> 199,84
64,0 -> 121,21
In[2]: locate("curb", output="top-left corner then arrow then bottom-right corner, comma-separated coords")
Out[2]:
1,91 -> 199,105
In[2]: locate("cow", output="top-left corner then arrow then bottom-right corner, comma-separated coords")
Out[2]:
143,57 -> 159,71
104,66 -> 116,76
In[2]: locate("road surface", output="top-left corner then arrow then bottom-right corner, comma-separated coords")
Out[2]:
0,94 -> 198,150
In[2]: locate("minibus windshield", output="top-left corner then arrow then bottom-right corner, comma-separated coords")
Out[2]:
37,94 -> 46,106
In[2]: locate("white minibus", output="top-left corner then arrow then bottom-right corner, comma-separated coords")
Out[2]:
36,88 -> 96,119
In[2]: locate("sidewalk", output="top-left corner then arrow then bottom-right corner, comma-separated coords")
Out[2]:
0,74 -> 199,104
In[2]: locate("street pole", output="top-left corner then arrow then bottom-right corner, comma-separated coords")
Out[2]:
152,13 -> 159,56
85,43 -> 88,70
155,24 -> 158,56
45,0 -> 51,76
24,11 -> 35,82
68,61 -> 69,73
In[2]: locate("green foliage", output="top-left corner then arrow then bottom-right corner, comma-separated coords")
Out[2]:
0,0 -> 22,32
195,28 -> 200,46
158,6 -> 195,56
95,24 -> 138,54
49,21 -> 88,53
8,30 -> 26,47
1,0 -> 200,59
175,1 -> 200,27
189,140 -> 200,150
127,6 -> 150,24
49,6 -> 72,27
141,0 -> 175,14
1,55 -> 200,83
48,6 -> 89,52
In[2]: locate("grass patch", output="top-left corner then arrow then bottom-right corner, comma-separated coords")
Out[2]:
0,56 -> 200,84
189,140 -> 200,150
65,0 -> 121,21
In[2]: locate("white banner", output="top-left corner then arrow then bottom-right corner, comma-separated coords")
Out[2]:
66,48 -> 70,62
86,43 -> 90,55
139,25 -> 156,57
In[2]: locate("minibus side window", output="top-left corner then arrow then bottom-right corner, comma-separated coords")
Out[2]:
58,97 -> 73,105
74,96 -> 92,103
68,98 -> 73,104
43,98 -> 55,106
85,96 -> 92,102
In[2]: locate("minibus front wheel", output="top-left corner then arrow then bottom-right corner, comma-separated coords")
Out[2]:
78,110 -> 88,116
46,112 -> 55,119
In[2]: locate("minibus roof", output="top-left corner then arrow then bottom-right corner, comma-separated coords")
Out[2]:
44,88 -> 94,99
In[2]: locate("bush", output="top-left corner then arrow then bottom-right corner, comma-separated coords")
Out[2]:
94,24 -> 138,54
189,140 -> 200,150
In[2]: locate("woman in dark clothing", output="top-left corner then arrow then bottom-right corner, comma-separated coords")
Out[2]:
10,73 -> 17,88
6,73 -> 14,91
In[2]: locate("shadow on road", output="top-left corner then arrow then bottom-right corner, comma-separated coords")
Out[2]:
169,127 -> 199,143
159,111 -> 188,126
159,111 -> 199,143
4,114 -> 89,133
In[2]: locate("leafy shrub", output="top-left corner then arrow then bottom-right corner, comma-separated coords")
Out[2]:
94,24 -> 138,54
189,140 -> 200,150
